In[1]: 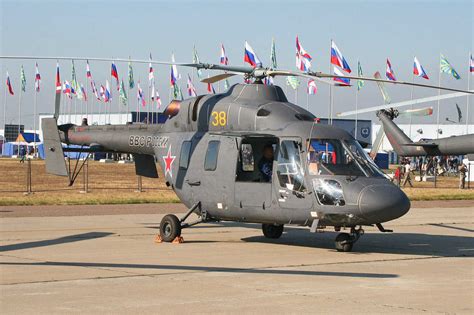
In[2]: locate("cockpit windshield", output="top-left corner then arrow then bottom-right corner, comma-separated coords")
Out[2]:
306,139 -> 384,177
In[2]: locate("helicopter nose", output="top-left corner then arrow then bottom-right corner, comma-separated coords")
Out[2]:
358,184 -> 410,223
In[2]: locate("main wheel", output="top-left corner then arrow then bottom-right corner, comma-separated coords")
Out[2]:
335,233 -> 353,252
262,224 -> 284,239
160,214 -> 181,242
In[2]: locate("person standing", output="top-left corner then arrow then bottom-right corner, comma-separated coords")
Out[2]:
402,161 -> 413,187
459,163 -> 467,189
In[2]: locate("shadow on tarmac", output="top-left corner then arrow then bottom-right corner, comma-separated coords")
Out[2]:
0,260 -> 397,278
0,232 -> 114,252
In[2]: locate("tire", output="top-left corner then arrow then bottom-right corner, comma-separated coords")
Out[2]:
262,224 -> 284,239
335,233 -> 353,252
160,214 -> 181,242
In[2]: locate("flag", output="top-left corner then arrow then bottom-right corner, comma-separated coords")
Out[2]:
244,41 -> 262,67
76,82 -> 84,100
270,38 -> 277,69
99,85 -> 106,102
413,57 -> 429,79
207,82 -> 216,94
128,61 -> 135,89
20,65 -> 26,92
151,84 -> 156,101
63,80 -> 72,95
172,83 -> 182,99
137,82 -> 146,107
456,103 -> 462,122
330,40 -> 351,73
55,63 -> 61,94
119,80 -> 127,106
286,76 -> 300,90
193,45 -> 203,78
71,61 -> 78,94
224,79 -> 230,90
264,77 -> 274,86
105,80 -> 111,102
6,71 -> 14,95
334,67 -> 350,86
307,79 -> 317,95
156,90 -> 162,108
111,62 -> 119,89
187,75 -> 197,97
357,61 -> 364,90
385,58 -> 396,81
170,53 -> 179,86
86,60 -> 92,78
470,53 -> 474,73
220,44 -> 228,65
91,80 -> 100,100
81,84 -> 87,102
148,53 -> 154,86
440,54 -> 461,80
296,36 -> 312,72
35,62 -> 41,92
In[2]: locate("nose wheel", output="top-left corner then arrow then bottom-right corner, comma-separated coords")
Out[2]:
335,226 -> 364,252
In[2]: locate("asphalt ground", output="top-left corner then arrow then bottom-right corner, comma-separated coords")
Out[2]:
0,202 -> 473,314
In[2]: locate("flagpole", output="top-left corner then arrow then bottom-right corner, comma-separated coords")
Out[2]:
2,77 -> 7,142
127,81 -> 130,124
147,85 -> 150,125
329,39 -> 333,125
436,53 -> 441,139
467,52 -> 471,134
17,86 -> 22,156
306,82 -> 309,111
409,69 -> 415,139
33,83 -> 37,157
355,84 -> 359,142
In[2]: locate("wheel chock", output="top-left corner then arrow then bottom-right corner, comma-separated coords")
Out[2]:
172,236 -> 184,244
154,235 -> 163,243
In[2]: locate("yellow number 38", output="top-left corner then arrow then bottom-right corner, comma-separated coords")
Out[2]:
211,111 -> 227,127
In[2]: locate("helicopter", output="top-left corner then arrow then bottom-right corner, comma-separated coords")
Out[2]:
5,55 -> 473,252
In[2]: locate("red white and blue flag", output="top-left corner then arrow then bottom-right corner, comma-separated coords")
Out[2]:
220,44 -> 229,65
333,67 -> 350,86
35,63 -> 41,92
55,63 -> 61,94
155,90 -> 162,108
81,84 -> 87,101
296,36 -> 312,72
6,71 -> 14,95
244,41 -> 262,68
86,60 -> 92,79
307,79 -> 317,95
149,54 -> 154,86
104,80 -> 111,102
137,82 -> 146,107
330,40 -> 351,73
170,54 -> 179,86
207,82 -> 216,94
413,57 -> 429,79
386,58 -> 396,81
91,80 -> 100,100
111,63 -> 119,90
470,53 -> 474,73
99,84 -> 106,102
264,77 -> 274,86
63,80 -> 72,96
187,75 -> 197,97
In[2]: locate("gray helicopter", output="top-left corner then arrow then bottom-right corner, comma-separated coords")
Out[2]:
12,56 -> 469,252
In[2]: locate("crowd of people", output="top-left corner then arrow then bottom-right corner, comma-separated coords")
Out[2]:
392,155 -> 469,189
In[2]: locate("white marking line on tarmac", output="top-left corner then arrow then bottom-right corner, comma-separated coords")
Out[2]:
457,248 -> 474,251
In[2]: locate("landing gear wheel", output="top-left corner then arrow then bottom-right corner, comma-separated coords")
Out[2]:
262,224 -> 284,239
160,214 -> 181,242
335,233 -> 353,252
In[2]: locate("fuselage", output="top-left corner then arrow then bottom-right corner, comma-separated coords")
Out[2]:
62,83 -> 410,228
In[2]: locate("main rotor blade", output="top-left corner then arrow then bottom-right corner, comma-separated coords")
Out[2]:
337,91 -> 471,117
398,107 -> 433,117
266,70 -> 338,86
309,71 -> 474,94
0,55 -> 255,74
201,73 -> 238,84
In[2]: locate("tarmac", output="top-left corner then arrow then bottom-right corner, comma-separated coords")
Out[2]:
0,203 -> 473,314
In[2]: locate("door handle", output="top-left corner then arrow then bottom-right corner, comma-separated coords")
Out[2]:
186,180 -> 201,186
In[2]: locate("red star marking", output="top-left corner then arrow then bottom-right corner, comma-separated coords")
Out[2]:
163,146 -> 176,177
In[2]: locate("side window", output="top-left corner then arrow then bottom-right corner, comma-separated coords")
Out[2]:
179,141 -> 192,170
204,140 -> 220,171
277,140 -> 305,191
241,143 -> 255,171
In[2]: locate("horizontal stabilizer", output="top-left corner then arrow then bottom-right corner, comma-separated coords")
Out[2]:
42,118 -> 69,177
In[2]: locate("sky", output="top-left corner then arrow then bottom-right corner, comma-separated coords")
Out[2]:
0,0 -> 473,130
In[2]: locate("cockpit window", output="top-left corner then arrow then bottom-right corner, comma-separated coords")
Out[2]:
277,140 -> 306,191
307,139 -> 383,177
